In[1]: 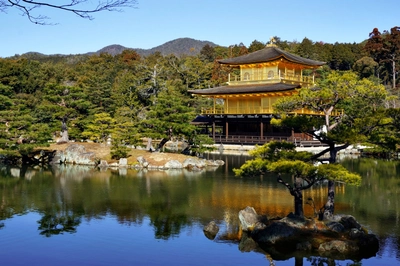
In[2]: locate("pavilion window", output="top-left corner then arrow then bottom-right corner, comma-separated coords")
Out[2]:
239,100 -> 246,113
254,68 -> 263,80
243,72 -> 250,81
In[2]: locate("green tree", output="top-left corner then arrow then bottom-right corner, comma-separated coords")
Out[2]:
0,93 -> 52,162
137,84 -> 212,153
82,112 -> 115,143
75,53 -> 119,114
330,42 -> 357,70
295,37 -> 316,59
110,120 -> 141,159
111,71 -> 144,118
365,26 -> 400,89
167,55 -> 213,90
139,86 -> 196,139
0,58 -> 44,94
234,141 -> 361,217
383,26 -> 400,90
248,40 -> 265,53
199,44 -> 216,63
353,56 -> 379,78
273,71 -> 389,218
367,108 -> 400,153
36,83 -> 94,141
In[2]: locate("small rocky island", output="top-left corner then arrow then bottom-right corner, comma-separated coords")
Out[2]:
50,143 -> 224,170
237,206 -> 379,261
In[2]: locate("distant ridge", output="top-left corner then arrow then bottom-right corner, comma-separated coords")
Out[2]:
96,38 -> 218,57
10,38 -> 220,61
96,44 -> 130,56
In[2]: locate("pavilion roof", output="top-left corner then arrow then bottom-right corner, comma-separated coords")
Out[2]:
218,46 -> 325,67
189,83 -> 300,96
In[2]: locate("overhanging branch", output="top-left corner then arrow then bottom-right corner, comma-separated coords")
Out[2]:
4,0 -> 137,24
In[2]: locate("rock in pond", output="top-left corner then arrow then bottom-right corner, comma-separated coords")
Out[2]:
238,207 -> 379,261
203,221 -> 219,240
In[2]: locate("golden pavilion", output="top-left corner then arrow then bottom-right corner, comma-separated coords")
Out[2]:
189,39 -> 326,145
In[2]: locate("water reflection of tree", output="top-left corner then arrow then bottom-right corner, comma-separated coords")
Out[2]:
2,159 -> 397,262
307,256 -> 361,266
150,212 -> 189,240
341,158 -> 400,260
37,212 -> 81,237
145,179 -> 193,239
0,165 -> 39,221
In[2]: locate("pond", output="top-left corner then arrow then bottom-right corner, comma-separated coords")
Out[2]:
0,153 -> 399,266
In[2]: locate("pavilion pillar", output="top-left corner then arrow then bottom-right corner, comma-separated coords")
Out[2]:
260,120 -> 264,139
225,119 -> 229,140
213,97 -> 216,114
212,120 -> 216,140
291,128 -> 295,141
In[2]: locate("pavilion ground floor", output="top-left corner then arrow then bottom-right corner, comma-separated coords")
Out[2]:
192,115 -> 326,147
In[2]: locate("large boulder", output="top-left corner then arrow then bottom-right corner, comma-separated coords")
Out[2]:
318,239 -> 360,254
119,158 -> 128,167
164,160 -> 183,169
238,207 -> 379,260
239,206 -> 260,231
203,221 -> 219,240
52,144 -> 96,165
183,158 -> 206,169
137,156 -> 149,168
205,159 -> 225,167
252,220 -> 301,245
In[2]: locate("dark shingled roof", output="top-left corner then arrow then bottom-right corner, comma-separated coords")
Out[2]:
218,46 -> 325,66
189,83 -> 300,95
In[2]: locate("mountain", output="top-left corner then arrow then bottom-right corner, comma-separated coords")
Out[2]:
12,38 -> 220,61
96,38 -> 219,57
95,44 -> 130,56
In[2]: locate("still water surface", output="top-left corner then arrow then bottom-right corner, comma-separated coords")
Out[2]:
0,154 -> 399,266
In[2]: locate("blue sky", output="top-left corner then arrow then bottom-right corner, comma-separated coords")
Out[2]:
0,0 -> 398,57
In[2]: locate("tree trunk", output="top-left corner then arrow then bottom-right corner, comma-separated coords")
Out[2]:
329,144 -> 337,163
323,145 -> 338,219
295,256 -> 303,266
146,138 -> 154,151
294,177 -> 304,217
60,130 -> 69,143
393,57 -> 396,90
156,138 -> 169,151
57,117 -> 69,143
323,180 -> 335,219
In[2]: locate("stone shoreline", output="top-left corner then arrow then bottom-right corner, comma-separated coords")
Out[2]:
208,143 -> 363,157
51,143 -> 224,170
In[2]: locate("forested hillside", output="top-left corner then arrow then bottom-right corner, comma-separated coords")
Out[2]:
0,27 -> 399,163
10,38 -> 218,59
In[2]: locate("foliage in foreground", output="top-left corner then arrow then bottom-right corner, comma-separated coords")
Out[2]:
234,141 -> 361,217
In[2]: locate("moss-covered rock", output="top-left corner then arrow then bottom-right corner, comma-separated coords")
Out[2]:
238,207 -> 379,260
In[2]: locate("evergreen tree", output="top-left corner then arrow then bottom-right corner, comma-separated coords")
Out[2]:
234,141 -> 361,217
248,40 -> 265,53
365,26 -> 400,89
272,71 -> 389,219
82,112 -> 115,143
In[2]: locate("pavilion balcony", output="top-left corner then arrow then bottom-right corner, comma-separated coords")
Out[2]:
201,106 -> 343,116
228,71 -> 314,86
210,134 -> 328,147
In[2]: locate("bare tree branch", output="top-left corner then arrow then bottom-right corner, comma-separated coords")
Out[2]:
1,0 -> 137,25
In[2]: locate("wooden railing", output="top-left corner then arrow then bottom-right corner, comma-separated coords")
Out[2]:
201,106 -> 343,116
211,135 -> 328,146
212,135 -> 291,145
228,71 -> 314,85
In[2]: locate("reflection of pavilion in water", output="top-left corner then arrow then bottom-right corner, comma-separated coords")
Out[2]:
196,154 -> 348,238
212,183 -> 348,242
